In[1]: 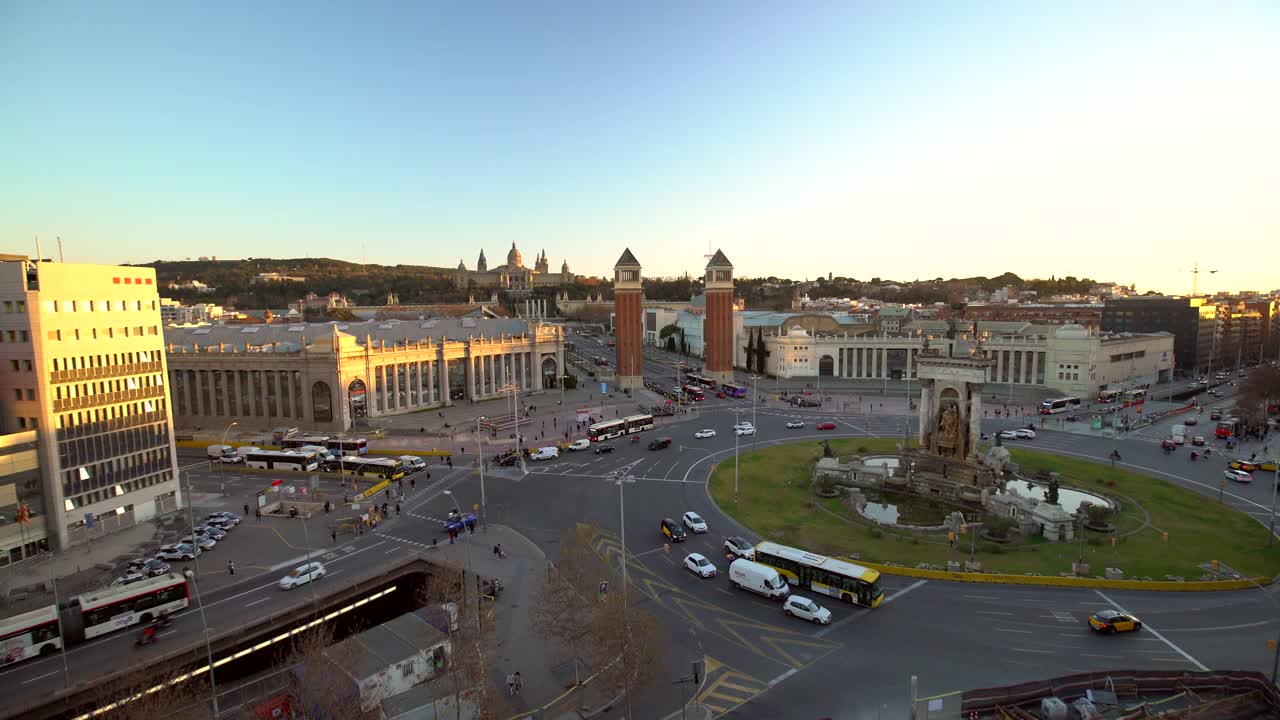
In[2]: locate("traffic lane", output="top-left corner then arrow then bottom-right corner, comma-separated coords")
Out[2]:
0,534 -> 393,703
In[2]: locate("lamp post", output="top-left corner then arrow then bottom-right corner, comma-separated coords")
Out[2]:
734,408 -> 741,506
218,421 -> 238,494
603,468 -> 636,719
183,471 -> 220,716
1268,444 -> 1279,547
476,417 -> 487,529
443,490 -> 472,569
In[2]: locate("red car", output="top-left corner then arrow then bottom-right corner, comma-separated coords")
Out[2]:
716,392 -> 726,399
817,422 -> 837,431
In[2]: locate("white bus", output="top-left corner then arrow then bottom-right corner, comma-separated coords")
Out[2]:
244,449 -> 319,472
624,414 -> 655,434
1039,397 -> 1081,414
325,437 -> 368,456
337,456 -> 405,480
752,542 -> 884,607
0,605 -> 62,667
1097,389 -> 1121,403
75,573 -> 190,640
588,419 -> 627,442
280,435 -> 333,450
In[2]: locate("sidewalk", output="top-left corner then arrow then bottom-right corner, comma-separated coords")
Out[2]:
409,523 -> 616,719
1,520 -> 163,612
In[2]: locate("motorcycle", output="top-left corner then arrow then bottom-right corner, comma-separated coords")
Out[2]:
631,436 -> 640,444
136,625 -> 159,646
1190,452 -> 1198,462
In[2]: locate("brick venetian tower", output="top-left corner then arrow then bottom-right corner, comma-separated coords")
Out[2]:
703,249 -> 735,384
613,248 -> 644,390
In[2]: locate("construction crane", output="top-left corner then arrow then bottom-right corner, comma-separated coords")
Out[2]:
1179,263 -> 1218,296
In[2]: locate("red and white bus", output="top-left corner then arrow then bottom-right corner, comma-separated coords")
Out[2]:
1215,418 -> 1239,439
0,605 -> 61,667
1097,389 -> 1121,403
681,385 -> 705,402
1122,389 -> 1146,408
75,573 -> 190,640
686,373 -> 716,389
588,419 -> 627,442
1039,397 -> 1081,414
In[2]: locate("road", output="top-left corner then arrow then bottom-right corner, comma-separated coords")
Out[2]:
10,391 -> 1275,718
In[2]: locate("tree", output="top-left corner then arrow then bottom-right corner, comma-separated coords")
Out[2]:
87,667 -> 217,720
421,558 -> 510,720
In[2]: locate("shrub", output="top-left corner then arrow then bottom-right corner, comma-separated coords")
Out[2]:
1106,479 -> 1117,487
869,528 -> 884,539
857,445 -> 871,454
1087,536 -> 1103,547
982,513 -> 1016,539
1084,503 -> 1113,526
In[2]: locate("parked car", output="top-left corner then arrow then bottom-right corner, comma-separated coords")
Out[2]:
724,536 -> 755,559
682,511 -> 708,533
660,518 -> 686,542
683,553 -> 717,578
1088,609 -> 1141,633
816,422 -> 837,431
127,557 -> 172,577
279,561 -> 326,590
195,524 -> 227,540
648,437 -> 673,451
593,445 -> 615,455
785,421 -> 805,429
1224,468 -> 1254,483
694,429 -> 717,439
181,535 -> 217,551
783,595 -> 832,625
566,439 -> 591,452
999,430 -> 1019,440
155,543 -> 200,561
207,511 -> 243,527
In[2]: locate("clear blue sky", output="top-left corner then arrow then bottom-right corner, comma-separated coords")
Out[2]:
3,1 -> 1277,293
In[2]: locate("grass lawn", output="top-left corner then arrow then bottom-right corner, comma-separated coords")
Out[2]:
708,439 -> 1280,579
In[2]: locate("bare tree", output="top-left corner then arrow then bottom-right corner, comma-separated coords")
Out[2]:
283,622 -> 374,719
529,525 -> 601,686
85,666 -> 217,720
585,591 -> 662,709
420,558 -> 512,720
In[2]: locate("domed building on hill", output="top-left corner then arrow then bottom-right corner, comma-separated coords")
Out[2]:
454,242 -> 574,292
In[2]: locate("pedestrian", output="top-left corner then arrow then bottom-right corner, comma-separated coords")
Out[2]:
449,529 -> 456,544
243,503 -> 250,516
411,477 -> 417,491
514,671 -> 522,693
493,544 -> 500,559
467,520 -> 475,535
227,561 -> 235,576
396,502 -> 401,516
255,507 -> 261,521
331,530 -> 337,543
507,673 -> 516,696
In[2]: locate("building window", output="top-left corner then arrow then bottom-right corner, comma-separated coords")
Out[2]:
9,360 -> 17,371
20,330 -> 28,342
48,330 -> 59,341
23,360 -> 31,371
26,389 -> 34,400
17,418 -> 26,429
12,389 -> 20,401
28,418 -> 36,429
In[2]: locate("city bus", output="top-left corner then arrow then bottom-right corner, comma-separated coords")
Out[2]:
588,419 -> 627,442
681,385 -> 705,402
1122,389 -> 1147,407
1215,418 -> 1240,438
1039,397 -> 1081,414
721,383 -> 748,398
337,456 -> 406,481
1097,389 -> 1122,404
623,414 -> 655,434
244,450 -> 319,472
0,605 -> 62,667
752,542 -> 884,607
281,435 -> 332,450
326,437 -> 368,456
686,373 -> 716,389
76,573 -> 190,640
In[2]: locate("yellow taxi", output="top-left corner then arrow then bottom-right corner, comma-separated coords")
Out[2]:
1229,459 -> 1279,472
1088,609 -> 1142,633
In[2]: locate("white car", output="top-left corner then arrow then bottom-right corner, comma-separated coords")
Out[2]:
155,543 -> 200,561
735,426 -> 756,437
785,421 -> 805,429
683,553 -> 717,578
694,429 -> 717,439
998,430 -> 1019,440
1224,468 -> 1254,483
783,595 -> 832,625
682,511 -> 708,533
566,439 -> 591,451
207,511 -> 242,527
1013,429 -> 1036,439
733,422 -> 754,432
279,561 -> 327,590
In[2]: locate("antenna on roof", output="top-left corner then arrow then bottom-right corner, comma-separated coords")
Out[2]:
35,235 -> 43,262
57,236 -> 65,262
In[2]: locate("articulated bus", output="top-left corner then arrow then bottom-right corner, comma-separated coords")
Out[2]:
281,435 -> 332,450
336,456 -> 406,480
0,574 -> 191,668
1097,389 -> 1122,404
686,373 -> 716,389
1039,397 -> 1081,414
244,450 -> 319,472
589,419 -> 627,442
623,414 -> 655,433
752,542 -> 884,607
721,383 -> 748,398
1215,418 -> 1240,438
681,385 -> 705,401
1122,389 -> 1147,408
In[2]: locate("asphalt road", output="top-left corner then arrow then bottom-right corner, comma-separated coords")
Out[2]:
10,396 -> 1275,718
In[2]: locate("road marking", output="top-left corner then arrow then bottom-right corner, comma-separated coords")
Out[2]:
767,667 -> 797,687
816,579 -> 926,638
977,610 -> 1013,616
158,630 -> 177,638
1159,619 -> 1275,633
245,597 -> 271,607
22,671 -> 59,684
995,628 -> 1032,634
963,594 -> 1000,600
1094,590 -> 1208,671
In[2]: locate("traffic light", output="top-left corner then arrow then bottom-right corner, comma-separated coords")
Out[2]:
691,659 -> 704,685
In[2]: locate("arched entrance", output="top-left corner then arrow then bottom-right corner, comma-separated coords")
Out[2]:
312,381 -> 333,423
818,355 -> 834,377
541,356 -> 559,388
348,379 -> 367,419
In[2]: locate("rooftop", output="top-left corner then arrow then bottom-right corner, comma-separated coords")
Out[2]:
323,610 -> 447,681
165,317 -> 551,352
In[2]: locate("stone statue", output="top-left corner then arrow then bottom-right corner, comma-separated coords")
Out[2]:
983,439 -> 1011,477
822,440 -> 835,459
1046,477 -> 1060,506
939,405 -> 960,444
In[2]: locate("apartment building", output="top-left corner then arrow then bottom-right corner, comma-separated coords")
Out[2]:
0,257 -> 181,551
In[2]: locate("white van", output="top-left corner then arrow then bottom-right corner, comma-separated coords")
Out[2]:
1171,425 -> 1186,445
529,447 -> 560,461
399,455 -> 427,472
728,559 -> 790,600
206,444 -> 244,463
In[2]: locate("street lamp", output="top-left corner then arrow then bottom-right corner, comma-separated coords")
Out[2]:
183,471 -> 220,716
218,421 -> 238,495
734,408 -> 741,505
476,417 -> 487,529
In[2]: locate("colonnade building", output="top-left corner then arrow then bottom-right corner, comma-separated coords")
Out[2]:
736,312 -> 1174,399
164,318 -> 565,433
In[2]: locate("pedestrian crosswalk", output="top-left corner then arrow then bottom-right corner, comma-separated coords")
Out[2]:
694,657 -> 770,717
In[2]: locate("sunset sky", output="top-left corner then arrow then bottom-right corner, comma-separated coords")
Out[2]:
2,1 -> 1277,294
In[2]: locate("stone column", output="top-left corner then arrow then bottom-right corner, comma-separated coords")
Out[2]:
1030,350 -> 1039,385
967,385 -> 983,461
906,347 -> 914,380
440,358 -> 452,406
918,379 -> 933,444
